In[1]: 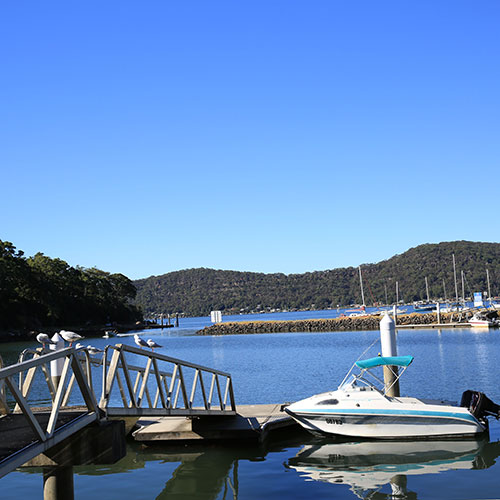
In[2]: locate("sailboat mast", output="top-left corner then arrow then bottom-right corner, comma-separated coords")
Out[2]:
358,266 -> 366,307
442,279 -> 447,302
487,268 -> 492,299
425,276 -> 430,302
461,270 -> 465,304
453,254 -> 459,303
396,281 -> 399,305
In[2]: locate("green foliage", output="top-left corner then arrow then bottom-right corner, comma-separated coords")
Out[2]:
0,240 -> 142,329
133,241 -> 500,317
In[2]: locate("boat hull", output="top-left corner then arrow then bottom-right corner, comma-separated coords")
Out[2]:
285,407 -> 486,439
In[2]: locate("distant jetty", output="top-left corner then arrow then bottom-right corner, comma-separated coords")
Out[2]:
197,312 -> 466,335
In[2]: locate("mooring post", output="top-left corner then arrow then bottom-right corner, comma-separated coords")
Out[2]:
380,313 -> 400,397
175,313 -> 179,327
390,474 -> 408,498
49,333 -> 65,390
392,304 -> 397,326
26,421 -> 127,500
160,313 -> 164,328
43,466 -> 74,500
436,302 -> 441,325
46,333 -> 75,500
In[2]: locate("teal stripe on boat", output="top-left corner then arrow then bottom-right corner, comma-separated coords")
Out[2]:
300,408 -> 479,423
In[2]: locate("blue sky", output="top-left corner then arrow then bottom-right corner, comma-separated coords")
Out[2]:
2,1 -> 499,280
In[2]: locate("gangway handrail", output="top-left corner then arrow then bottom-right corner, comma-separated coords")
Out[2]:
99,344 -> 236,416
0,347 -> 101,479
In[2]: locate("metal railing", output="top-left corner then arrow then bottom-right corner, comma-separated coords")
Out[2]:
0,342 -> 237,478
99,344 -> 236,417
0,347 -> 101,478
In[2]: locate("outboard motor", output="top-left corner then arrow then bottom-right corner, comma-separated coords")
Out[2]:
461,390 -> 500,420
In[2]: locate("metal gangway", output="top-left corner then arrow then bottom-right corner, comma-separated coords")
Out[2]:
0,344 -> 236,479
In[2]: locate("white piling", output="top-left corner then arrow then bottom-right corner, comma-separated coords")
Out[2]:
210,311 -> 222,323
380,313 -> 400,397
49,332 -> 65,390
436,302 -> 441,325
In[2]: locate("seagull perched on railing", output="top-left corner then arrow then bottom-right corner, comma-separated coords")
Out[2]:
146,339 -> 162,352
134,334 -> 149,349
36,333 -> 54,349
59,330 -> 84,347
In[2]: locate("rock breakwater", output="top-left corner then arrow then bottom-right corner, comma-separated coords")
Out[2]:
196,312 -> 462,335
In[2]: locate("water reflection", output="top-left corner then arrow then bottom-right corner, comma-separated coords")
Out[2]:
16,431 -> 500,500
286,437 -> 500,499
72,441 -> 269,499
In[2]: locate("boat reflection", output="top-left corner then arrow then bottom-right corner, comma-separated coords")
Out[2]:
286,437 -> 500,499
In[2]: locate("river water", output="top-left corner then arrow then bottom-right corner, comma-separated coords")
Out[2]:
1,316 -> 500,499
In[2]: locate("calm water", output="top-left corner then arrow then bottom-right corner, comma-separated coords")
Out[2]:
2,320 -> 500,499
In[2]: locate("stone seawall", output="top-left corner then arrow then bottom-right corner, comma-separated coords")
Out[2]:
196,312 -> 461,335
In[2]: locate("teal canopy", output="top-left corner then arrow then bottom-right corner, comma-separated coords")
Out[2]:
355,355 -> 414,370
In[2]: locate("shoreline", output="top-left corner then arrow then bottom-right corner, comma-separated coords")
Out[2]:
0,322 -> 165,344
196,312 -> 468,335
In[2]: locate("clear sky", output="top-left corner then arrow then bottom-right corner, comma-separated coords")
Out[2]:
2,1 -> 499,280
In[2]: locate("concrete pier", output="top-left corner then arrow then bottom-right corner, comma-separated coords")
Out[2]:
133,404 -> 298,443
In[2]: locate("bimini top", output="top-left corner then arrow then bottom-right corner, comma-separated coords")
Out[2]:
355,355 -> 414,370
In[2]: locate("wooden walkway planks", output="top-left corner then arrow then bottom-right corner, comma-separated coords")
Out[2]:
0,410 -> 99,479
132,403 -> 298,443
0,410 -> 93,462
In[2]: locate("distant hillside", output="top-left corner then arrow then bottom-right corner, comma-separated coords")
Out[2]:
133,241 -> 500,317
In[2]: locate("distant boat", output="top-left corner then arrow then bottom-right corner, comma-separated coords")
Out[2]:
487,300 -> 500,310
415,277 -> 436,312
468,312 -> 499,328
103,330 -> 116,339
440,303 -> 472,314
349,311 -> 369,318
346,304 -> 366,314
413,302 -> 437,312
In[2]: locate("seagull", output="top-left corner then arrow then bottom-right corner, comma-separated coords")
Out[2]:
87,346 -> 103,355
134,334 -> 148,349
59,330 -> 84,347
146,339 -> 162,351
36,333 -> 54,349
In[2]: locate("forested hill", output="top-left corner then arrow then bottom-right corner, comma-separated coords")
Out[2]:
0,240 -> 142,330
133,241 -> 500,317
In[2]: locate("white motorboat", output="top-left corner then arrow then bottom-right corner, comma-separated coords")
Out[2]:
468,312 -> 499,328
487,300 -> 500,310
413,302 -> 437,312
285,355 -> 500,439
